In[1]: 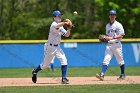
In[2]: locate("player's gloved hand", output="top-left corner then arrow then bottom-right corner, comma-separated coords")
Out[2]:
63,19 -> 74,29
99,34 -> 108,42
104,36 -> 114,41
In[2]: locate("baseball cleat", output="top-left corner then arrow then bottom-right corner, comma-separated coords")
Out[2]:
96,73 -> 104,81
62,78 -> 69,84
117,74 -> 125,80
32,70 -> 37,83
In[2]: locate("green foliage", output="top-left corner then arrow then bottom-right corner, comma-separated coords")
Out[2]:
0,0 -> 140,39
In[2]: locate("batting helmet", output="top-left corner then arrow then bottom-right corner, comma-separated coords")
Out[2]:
109,10 -> 117,15
53,10 -> 63,17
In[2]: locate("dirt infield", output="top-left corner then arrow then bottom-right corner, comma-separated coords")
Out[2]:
0,76 -> 140,87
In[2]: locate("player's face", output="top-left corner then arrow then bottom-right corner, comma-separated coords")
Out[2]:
54,16 -> 62,23
109,14 -> 116,22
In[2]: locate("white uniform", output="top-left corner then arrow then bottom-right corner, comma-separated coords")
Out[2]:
40,21 -> 67,70
103,20 -> 125,66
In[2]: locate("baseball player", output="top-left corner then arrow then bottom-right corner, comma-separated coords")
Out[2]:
96,10 -> 125,80
32,10 -> 72,84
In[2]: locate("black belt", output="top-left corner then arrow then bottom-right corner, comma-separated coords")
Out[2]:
108,42 -> 119,44
50,43 -> 58,47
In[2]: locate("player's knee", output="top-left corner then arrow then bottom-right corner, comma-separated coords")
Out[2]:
40,64 -> 48,70
118,61 -> 124,66
60,58 -> 67,65
61,61 -> 67,65
103,62 -> 109,66
61,62 -> 67,65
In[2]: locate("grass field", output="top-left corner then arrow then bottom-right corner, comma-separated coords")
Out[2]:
0,84 -> 140,93
0,66 -> 140,78
0,66 -> 140,93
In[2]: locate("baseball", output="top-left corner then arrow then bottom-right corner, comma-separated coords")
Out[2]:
73,11 -> 78,15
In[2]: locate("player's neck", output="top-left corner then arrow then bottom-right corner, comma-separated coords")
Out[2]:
109,20 -> 115,25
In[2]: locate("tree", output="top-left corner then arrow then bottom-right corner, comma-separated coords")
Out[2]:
0,0 -> 140,39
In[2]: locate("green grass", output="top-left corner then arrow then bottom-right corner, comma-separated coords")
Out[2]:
0,84 -> 140,93
0,66 -> 139,78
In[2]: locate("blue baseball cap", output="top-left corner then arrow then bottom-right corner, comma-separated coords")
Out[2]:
109,10 -> 117,15
52,10 -> 63,17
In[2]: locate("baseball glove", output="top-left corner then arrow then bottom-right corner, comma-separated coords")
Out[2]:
63,19 -> 74,29
99,34 -> 108,42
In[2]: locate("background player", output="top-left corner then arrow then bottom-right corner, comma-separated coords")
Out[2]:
32,10 -> 71,84
96,10 -> 125,80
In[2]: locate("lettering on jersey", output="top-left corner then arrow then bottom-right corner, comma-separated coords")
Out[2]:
64,43 -> 77,48
59,29 -> 62,32
131,43 -> 140,63
107,29 -> 116,36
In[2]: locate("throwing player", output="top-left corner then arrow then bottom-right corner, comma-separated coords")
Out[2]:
32,10 -> 72,84
96,10 -> 125,80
